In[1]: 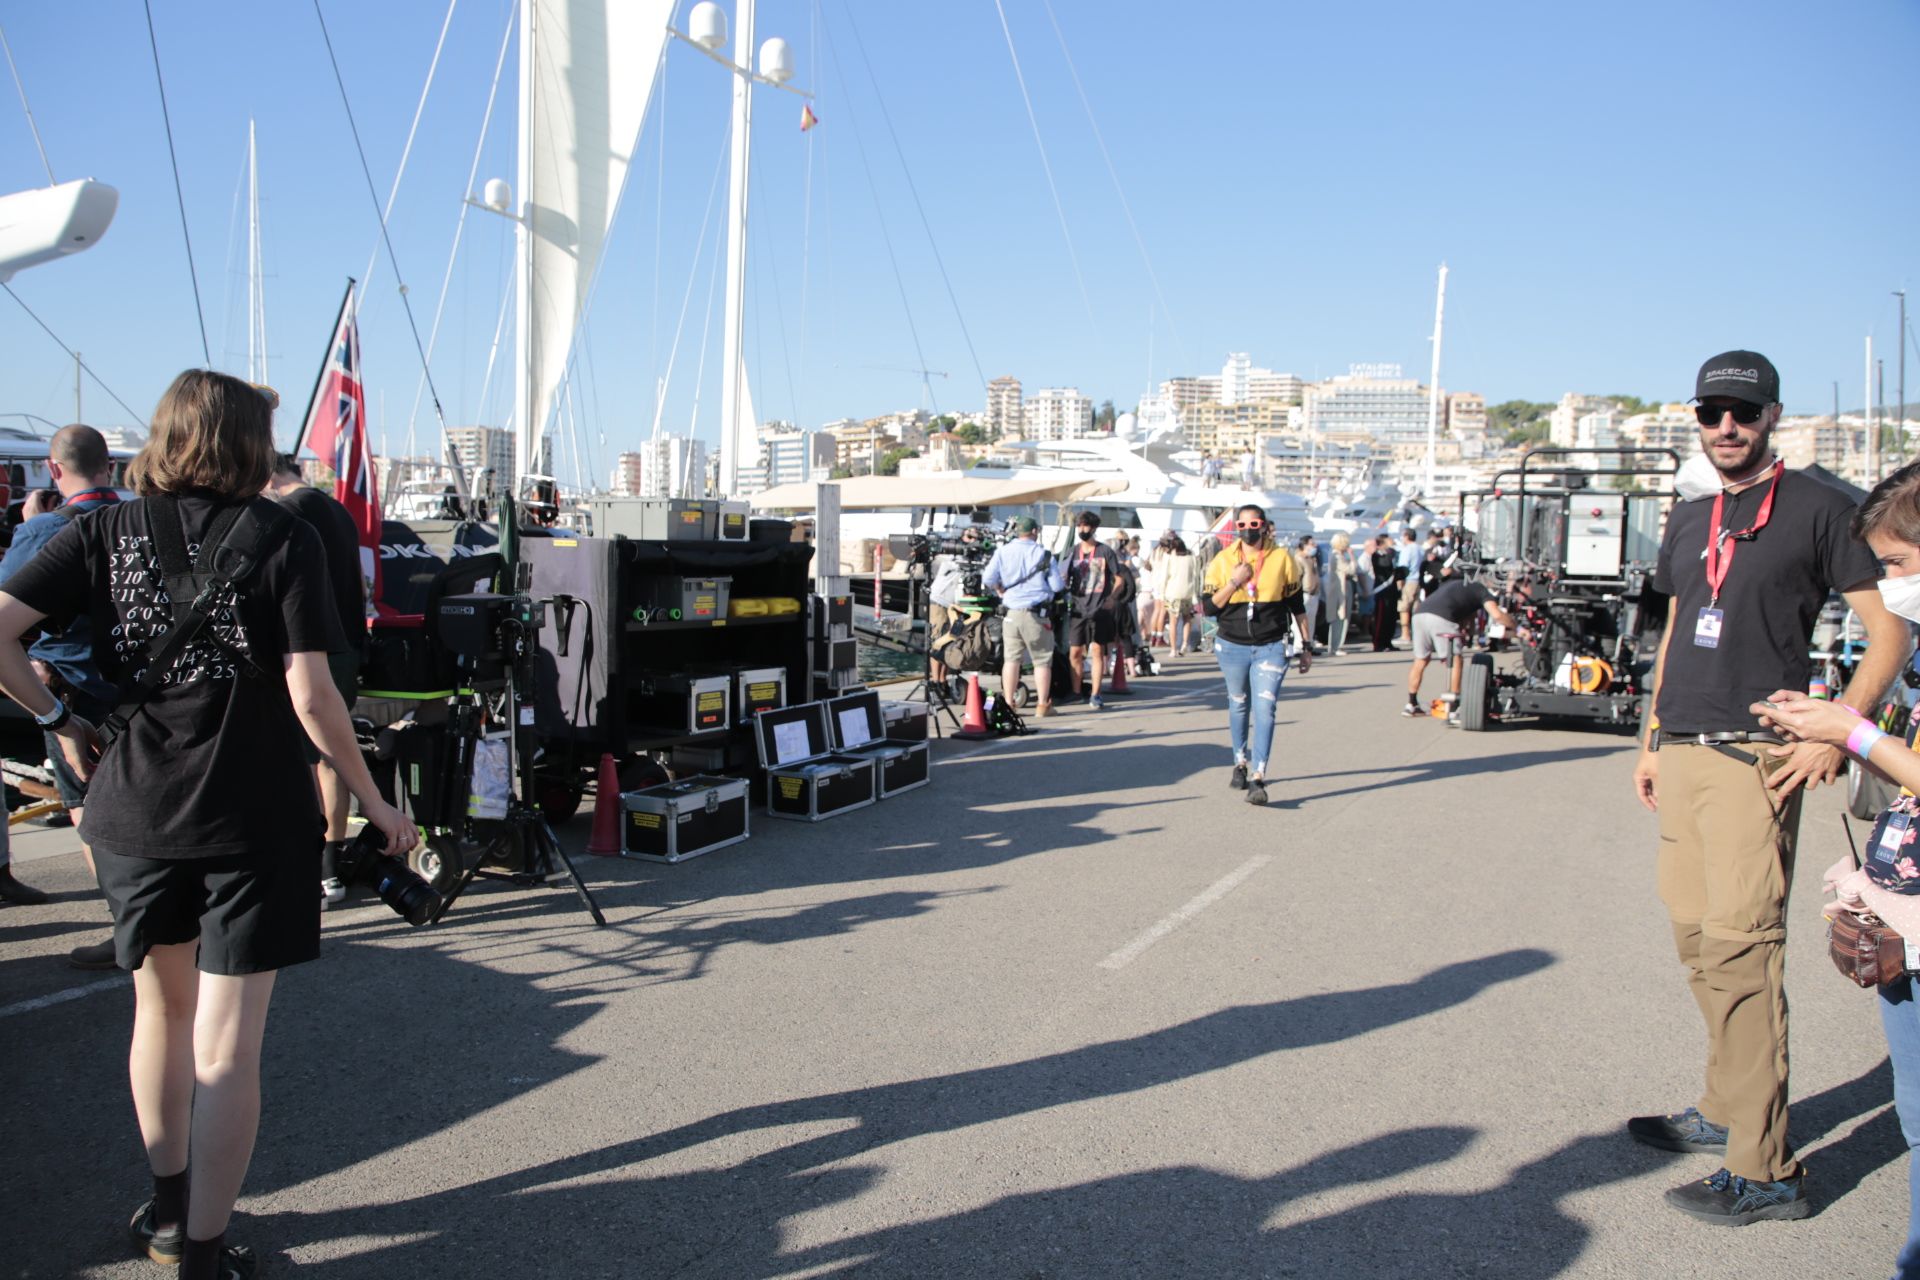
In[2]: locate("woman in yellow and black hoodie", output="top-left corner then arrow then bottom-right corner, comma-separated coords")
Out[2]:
1202,504 -> 1313,806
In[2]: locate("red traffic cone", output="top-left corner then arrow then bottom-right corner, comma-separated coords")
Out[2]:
953,672 -> 993,739
1107,641 -> 1133,695
585,753 -> 623,856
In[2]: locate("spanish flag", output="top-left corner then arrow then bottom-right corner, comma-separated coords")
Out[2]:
800,103 -> 818,132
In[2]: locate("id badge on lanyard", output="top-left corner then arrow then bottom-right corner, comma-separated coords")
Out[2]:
1694,462 -> 1782,649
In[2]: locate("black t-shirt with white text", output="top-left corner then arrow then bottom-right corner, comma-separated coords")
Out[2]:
1652,469 -> 1879,734
276,485 -> 365,652
1416,579 -> 1492,627
3,493 -> 346,860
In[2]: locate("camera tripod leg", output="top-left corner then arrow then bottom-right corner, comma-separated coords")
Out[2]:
531,816 -> 607,927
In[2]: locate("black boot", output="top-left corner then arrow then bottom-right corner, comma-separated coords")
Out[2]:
0,865 -> 50,906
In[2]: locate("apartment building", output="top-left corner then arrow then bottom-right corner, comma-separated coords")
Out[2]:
1301,365 -> 1432,444
985,376 -> 1023,439
1024,387 -> 1094,442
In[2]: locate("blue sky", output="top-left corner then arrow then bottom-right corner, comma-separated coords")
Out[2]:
0,0 -> 1914,486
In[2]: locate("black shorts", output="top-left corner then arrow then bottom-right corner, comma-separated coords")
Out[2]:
92,843 -> 323,975
1067,611 -> 1117,648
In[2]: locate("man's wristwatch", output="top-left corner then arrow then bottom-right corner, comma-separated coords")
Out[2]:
33,699 -> 70,732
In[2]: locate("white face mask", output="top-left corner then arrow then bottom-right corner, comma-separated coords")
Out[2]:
1878,574 -> 1920,625
1673,452 -> 1778,501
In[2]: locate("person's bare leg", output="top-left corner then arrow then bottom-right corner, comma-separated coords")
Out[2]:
316,762 -> 351,842
1068,645 -> 1087,695
1087,642 -> 1106,698
1033,654 -> 1052,708
1408,656 -> 1430,700
185,969 -> 279,1242
130,942 -> 200,1181
1448,652 -> 1465,697
1002,658 -> 1022,707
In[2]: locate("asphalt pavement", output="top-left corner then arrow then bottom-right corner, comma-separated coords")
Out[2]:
0,645 -> 1908,1278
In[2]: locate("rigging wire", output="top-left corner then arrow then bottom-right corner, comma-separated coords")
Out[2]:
752,173 -> 801,429
141,0 -> 212,366
405,0 -> 514,455
794,0 -> 819,428
359,0 -> 459,295
1038,0 -> 1191,375
0,20 -> 53,184
2,284 -> 142,422
989,0 -> 1096,334
816,8 -> 938,415
650,138 -> 733,442
217,136 -> 249,369
837,0 -> 987,395
311,0 -> 450,437
687,176 -> 729,459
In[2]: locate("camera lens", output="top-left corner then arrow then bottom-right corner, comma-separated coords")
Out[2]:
339,828 -> 443,927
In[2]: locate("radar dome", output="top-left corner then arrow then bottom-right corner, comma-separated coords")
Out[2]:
1113,412 -> 1138,439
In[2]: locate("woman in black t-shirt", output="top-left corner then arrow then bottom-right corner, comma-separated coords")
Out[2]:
0,370 -> 418,1280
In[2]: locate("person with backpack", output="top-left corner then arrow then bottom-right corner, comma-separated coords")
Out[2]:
0,370 -> 418,1279
0,424 -> 120,930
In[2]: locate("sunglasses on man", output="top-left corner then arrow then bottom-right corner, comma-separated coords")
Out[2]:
1695,402 -> 1766,427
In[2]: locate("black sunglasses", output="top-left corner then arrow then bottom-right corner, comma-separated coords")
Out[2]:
1695,402 -> 1766,427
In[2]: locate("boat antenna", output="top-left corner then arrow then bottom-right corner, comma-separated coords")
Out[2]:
0,20 -> 54,185
310,0 -> 450,444
141,0 -> 212,366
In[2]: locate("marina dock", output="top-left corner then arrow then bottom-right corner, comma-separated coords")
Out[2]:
1,648 -> 1905,1278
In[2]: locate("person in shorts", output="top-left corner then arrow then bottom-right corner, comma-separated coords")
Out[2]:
1065,511 -> 1124,708
1403,576 -> 1517,719
265,452 -> 368,904
0,370 -> 418,1279
981,515 -> 1065,716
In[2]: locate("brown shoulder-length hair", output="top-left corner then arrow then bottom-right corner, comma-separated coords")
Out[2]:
127,369 -> 276,499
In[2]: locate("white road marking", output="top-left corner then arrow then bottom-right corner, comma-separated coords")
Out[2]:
1097,854 -> 1272,971
0,974 -> 130,1020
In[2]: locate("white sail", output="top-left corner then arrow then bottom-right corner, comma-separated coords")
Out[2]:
514,0 -> 671,481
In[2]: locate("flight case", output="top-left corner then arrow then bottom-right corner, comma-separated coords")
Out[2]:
826,689 -> 930,798
753,701 -> 877,821
621,775 -> 750,862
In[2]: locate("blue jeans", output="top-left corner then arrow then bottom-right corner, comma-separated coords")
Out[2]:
1883,977 -> 1920,1279
1214,637 -> 1288,776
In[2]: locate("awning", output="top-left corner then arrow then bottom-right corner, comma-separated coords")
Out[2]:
749,473 -> 1124,512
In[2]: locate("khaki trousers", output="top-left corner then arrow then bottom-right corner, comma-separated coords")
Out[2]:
1655,742 -> 1803,1181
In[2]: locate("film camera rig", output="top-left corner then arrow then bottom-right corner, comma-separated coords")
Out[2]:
1450,447 -> 1678,733
412,497 -> 607,927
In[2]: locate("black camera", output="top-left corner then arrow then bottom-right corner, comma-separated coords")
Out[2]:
336,825 -> 442,927
434,591 -> 546,678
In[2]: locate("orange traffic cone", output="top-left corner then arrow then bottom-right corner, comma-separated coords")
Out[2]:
1107,641 -> 1133,695
953,672 -> 993,739
585,753 -> 623,856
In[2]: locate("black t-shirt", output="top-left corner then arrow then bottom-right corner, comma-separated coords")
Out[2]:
276,485 -> 364,652
4,493 -> 346,860
1652,469 -> 1879,734
1370,548 -> 1399,594
1068,542 -> 1120,615
1416,579 -> 1492,627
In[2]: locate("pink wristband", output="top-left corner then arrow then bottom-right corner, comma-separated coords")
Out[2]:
1847,720 -> 1887,758
1839,703 -> 1863,717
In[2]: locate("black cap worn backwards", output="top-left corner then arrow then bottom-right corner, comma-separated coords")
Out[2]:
1694,350 -> 1780,406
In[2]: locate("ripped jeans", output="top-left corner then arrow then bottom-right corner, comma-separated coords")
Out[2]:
1213,637 -> 1288,777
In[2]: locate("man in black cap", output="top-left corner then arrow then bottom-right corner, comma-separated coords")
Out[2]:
1627,349 -> 1909,1223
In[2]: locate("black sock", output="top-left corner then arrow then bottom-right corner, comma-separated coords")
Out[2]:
181,1233 -> 224,1280
321,840 -> 343,882
151,1169 -> 188,1231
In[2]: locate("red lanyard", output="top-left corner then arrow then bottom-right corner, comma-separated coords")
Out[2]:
1235,542 -> 1270,603
1703,461 -> 1782,605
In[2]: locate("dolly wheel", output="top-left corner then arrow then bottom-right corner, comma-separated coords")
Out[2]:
1460,655 -> 1493,732
1011,682 -> 1032,709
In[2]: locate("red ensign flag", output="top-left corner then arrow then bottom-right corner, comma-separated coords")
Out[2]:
300,289 -> 381,608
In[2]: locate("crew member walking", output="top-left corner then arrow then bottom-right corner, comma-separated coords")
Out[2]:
1203,504 -> 1311,807
1629,350 -> 1906,1224
1066,512 -> 1123,709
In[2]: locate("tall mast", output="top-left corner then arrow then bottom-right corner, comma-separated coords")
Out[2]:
1423,263 -> 1448,501
718,0 -> 757,498
246,119 -> 266,386
512,0 -> 535,495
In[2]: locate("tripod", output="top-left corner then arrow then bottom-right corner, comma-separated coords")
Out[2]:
899,562 -> 963,736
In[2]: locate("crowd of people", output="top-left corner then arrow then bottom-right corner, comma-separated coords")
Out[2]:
14,348 -> 1920,1276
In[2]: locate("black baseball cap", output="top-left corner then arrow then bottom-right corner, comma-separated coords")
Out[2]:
1694,350 -> 1780,406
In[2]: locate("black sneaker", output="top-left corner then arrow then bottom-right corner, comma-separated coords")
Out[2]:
1402,702 -> 1426,718
129,1199 -> 185,1265
1246,779 -> 1269,807
1627,1106 -> 1728,1154
68,940 -> 117,971
1663,1167 -> 1809,1226
1229,764 -> 1248,790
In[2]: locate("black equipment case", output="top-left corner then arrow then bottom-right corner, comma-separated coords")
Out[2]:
621,775 -> 750,862
631,672 -> 731,735
753,702 -> 876,821
826,689 -> 930,798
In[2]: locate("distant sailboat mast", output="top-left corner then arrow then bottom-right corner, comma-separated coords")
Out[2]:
247,118 -> 266,387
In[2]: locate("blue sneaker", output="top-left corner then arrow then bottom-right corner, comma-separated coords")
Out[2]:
1089,693 -> 1105,711
1664,1167 -> 1809,1226
1627,1106 -> 1728,1154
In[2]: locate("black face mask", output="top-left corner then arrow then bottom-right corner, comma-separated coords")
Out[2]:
1077,528 -> 1096,542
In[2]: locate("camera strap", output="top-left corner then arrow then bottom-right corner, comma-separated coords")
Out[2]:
97,495 -> 296,748
1003,547 -> 1053,593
